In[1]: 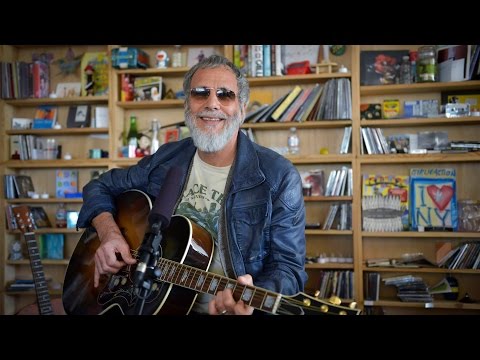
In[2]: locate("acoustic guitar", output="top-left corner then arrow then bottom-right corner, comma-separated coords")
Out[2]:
62,189 -> 360,315
12,206 -> 65,315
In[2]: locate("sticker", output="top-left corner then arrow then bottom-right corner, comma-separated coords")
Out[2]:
330,45 -> 346,56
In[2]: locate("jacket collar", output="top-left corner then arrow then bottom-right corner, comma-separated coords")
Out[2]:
230,130 -> 265,192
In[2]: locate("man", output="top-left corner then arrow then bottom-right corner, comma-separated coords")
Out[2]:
77,54 -> 307,315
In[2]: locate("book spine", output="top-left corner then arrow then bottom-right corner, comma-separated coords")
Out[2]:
263,45 -> 271,77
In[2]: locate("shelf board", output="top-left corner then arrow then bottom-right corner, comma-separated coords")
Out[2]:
248,72 -> 351,86
112,158 -> 141,167
304,196 -> 352,202
305,263 -> 354,270
359,152 -> 480,164
6,128 -> 109,136
365,299 -> 480,310
6,198 -> 83,204
5,159 -> 110,168
361,116 -> 480,128
362,231 -> 480,238
288,154 -> 353,164
305,229 -> 353,235
116,99 -> 184,109
362,266 -> 480,274
7,259 -> 70,265
360,80 -> 480,96
116,67 -> 189,76
4,96 -> 108,106
242,120 -> 352,130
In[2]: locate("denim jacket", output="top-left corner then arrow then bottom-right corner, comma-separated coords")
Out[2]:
78,131 -> 307,296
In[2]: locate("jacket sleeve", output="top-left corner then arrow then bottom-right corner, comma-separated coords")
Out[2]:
77,157 -> 153,229
254,165 -> 308,296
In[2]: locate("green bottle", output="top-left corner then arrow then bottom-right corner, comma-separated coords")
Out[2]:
127,115 -> 138,157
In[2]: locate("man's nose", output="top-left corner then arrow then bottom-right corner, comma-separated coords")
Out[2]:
203,91 -> 220,110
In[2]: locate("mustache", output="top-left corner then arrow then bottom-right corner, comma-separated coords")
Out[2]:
195,110 -> 227,120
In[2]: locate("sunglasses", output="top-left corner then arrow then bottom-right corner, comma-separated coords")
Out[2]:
190,87 -> 236,104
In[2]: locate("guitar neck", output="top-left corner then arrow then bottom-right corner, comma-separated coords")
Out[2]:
157,257 -> 281,314
24,232 -> 54,315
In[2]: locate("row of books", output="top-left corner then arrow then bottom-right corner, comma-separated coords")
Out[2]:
10,134 -> 58,160
4,171 -> 79,200
440,242 -> 480,270
245,78 -> 352,123
322,203 -> 352,231
360,127 -> 391,155
325,167 -> 353,197
0,60 -> 49,99
314,270 -> 355,301
233,45 -> 285,78
4,174 -> 35,199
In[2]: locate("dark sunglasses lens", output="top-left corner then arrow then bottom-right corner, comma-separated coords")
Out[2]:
216,89 -> 236,102
191,88 -> 210,98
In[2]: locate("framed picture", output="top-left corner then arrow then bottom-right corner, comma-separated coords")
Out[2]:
67,105 -> 91,128
55,82 -> 81,98
187,47 -> 215,67
360,50 -> 409,85
11,118 -> 32,129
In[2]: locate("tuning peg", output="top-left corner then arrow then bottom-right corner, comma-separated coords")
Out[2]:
303,298 -> 311,307
339,310 -> 347,315
349,301 -> 357,309
328,295 -> 342,305
314,290 -> 321,298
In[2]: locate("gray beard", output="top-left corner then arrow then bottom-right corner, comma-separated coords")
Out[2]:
185,108 -> 243,153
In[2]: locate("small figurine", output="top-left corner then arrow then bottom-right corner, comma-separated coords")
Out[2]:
84,64 -> 95,96
9,239 -> 24,260
156,50 -> 169,68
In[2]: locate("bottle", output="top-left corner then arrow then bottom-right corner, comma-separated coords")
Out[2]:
127,115 -> 138,158
55,203 -> 67,228
150,118 -> 160,154
287,127 -> 300,155
172,45 -> 186,68
409,50 -> 418,83
399,55 -> 411,84
417,45 -> 437,82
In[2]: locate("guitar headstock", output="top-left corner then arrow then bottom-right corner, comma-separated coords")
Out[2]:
279,292 -> 361,315
12,206 -> 36,234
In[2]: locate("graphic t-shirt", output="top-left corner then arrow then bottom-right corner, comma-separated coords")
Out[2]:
175,151 -> 230,314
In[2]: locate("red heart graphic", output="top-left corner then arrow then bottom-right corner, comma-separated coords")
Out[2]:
426,185 -> 454,211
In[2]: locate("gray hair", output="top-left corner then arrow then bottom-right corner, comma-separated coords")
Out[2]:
183,54 -> 249,109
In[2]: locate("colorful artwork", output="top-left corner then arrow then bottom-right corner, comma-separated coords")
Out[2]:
362,174 -> 409,230
409,168 -> 458,231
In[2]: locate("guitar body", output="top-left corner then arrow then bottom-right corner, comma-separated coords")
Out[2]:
62,190 -> 214,315
17,298 -> 66,315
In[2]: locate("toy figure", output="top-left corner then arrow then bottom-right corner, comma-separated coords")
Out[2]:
84,64 -> 95,96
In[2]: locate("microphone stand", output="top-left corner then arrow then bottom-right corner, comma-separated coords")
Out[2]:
134,222 -> 163,315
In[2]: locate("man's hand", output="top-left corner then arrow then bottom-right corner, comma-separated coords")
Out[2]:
208,274 -> 254,315
92,212 -> 136,287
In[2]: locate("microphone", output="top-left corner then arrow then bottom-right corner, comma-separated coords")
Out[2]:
148,166 -> 183,230
134,166 -> 183,290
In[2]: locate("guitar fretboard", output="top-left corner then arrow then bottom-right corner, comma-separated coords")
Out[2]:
155,258 -> 281,314
25,233 -> 54,315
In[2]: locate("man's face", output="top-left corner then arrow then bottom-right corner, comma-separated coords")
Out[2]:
185,67 -> 244,153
